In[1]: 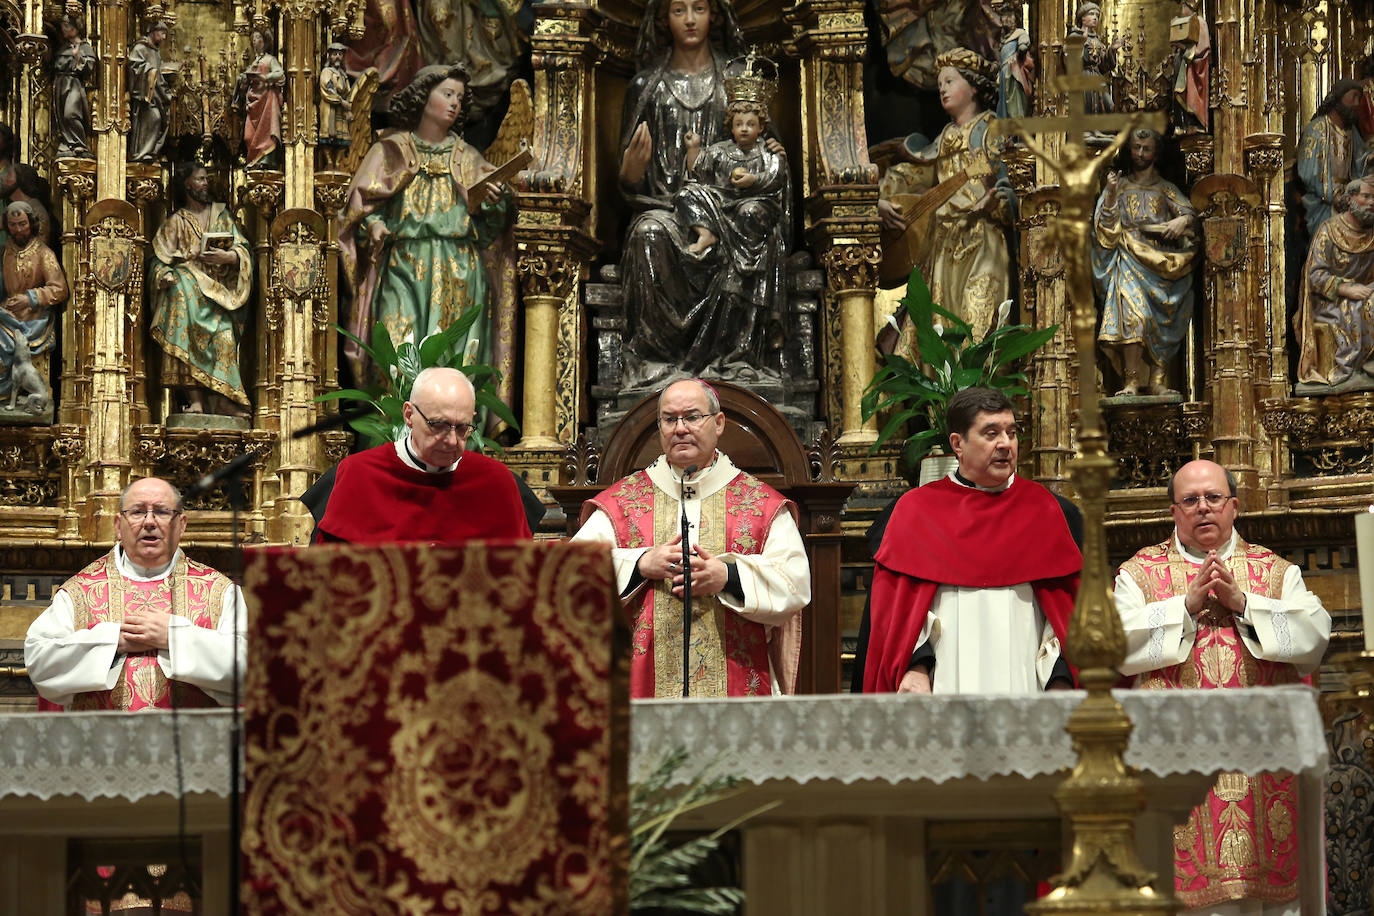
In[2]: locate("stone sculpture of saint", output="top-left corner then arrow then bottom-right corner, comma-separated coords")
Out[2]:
52,15 -> 97,159
127,21 -> 172,162
238,28 -> 284,169
150,163 -> 254,417
338,63 -> 512,381
1093,129 -> 1198,397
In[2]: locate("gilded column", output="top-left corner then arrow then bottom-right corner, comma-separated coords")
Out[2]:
786,0 -> 880,446
514,3 -> 600,451
1192,175 -> 1262,503
517,253 -> 576,449
15,0 -> 51,178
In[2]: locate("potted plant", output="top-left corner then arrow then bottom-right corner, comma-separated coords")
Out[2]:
861,266 -> 1058,485
317,304 -> 519,453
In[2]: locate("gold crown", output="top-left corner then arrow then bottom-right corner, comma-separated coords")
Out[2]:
724,50 -> 779,109
934,48 -> 997,83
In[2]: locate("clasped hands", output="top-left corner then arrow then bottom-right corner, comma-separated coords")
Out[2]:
118,609 -> 172,653
637,534 -> 728,598
1184,552 -> 1246,619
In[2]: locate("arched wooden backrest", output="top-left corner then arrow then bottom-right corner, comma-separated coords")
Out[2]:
596,381 -> 813,486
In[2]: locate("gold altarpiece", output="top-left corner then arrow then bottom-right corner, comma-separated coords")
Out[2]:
0,0 -> 1368,647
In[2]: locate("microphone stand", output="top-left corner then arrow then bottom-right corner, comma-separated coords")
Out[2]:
186,454 -> 248,916
680,464 -> 697,698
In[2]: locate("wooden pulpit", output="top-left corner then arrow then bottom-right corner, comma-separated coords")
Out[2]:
549,381 -> 854,693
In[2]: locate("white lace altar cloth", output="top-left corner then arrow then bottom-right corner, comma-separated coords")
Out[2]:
0,688 -> 1327,802
0,708 -> 235,802
629,686 -> 1328,786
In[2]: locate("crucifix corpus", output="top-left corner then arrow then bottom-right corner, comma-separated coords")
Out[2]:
988,34 -> 1179,916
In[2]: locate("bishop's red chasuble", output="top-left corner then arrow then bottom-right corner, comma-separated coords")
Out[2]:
585,468 -> 794,698
1120,538 -> 1303,909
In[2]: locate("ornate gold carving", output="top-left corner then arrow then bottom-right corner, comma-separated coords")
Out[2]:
1243,133 -> 1284,183
517,253 -> 576,300
313,171 -> 350,218
55,158 -> 97,205
134,426 -> 277,510
1106,405 -> 1189,489
321,429 -> 352,467
1178,133 -> 1215,184
0,428 -> 63,507
820,243 -> 880,295
242,171 -> 286,218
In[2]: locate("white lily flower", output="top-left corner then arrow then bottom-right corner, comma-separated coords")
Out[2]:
464,338 -> 481,363
886,313 -> 901,332
996,299 -> 1013,328
933,319 -> 944,337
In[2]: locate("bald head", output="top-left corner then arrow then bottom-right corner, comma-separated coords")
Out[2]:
116,476 -> 187,568
403,368 -> 477,467
412,367 -> 475,405
1169,460 -> 1239,553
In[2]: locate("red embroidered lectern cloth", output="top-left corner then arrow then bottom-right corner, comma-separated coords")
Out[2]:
241,541 -> 627,915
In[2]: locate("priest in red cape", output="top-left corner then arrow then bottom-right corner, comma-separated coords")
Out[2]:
861,386 -> 1082,694
314,367 -> 531,544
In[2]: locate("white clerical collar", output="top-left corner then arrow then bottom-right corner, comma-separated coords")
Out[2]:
646,450 -> 734,501
114,544 -> 179,581
1175,529 -> 1238,563
950,469 -> 1015,493
395,430 -> 461,473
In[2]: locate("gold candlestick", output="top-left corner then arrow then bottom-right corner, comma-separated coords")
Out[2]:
991,36 -> 1178,916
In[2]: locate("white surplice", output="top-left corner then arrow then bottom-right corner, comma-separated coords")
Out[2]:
912,472 -> 1064,694
24,546 -> 248,707
1113,530 -> 1330,678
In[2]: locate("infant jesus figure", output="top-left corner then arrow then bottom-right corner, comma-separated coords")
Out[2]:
677,98 -> 790,260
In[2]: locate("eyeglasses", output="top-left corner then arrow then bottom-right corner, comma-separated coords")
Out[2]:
119,507 -> 182,522
412,404 -> 475,438
658,413 -> 714,431
1172,493 -> 1232,510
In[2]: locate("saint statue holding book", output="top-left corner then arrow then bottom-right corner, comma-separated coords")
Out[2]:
150,162 -> 254,417
339,63 -> 514,382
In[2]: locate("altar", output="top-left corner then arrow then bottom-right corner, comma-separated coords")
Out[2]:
0,686 -> 1328,913
630,688 -> 1329,916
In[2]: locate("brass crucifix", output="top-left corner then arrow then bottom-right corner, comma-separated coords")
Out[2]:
990,34 -> 1179,916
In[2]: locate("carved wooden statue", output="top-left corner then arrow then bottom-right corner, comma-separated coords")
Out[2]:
0,201 -> 66,420
127,22 -> 173,162
150,163 -> 254,418
52,15 -> 97,159
1092,129 -> 1198,397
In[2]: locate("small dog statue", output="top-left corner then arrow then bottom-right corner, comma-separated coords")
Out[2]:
2,323 -> 51,415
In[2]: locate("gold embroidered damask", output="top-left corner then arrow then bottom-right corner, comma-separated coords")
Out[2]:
241,542 -> 626,916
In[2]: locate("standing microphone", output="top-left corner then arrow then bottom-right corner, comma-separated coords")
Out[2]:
680,464 -> 697,698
